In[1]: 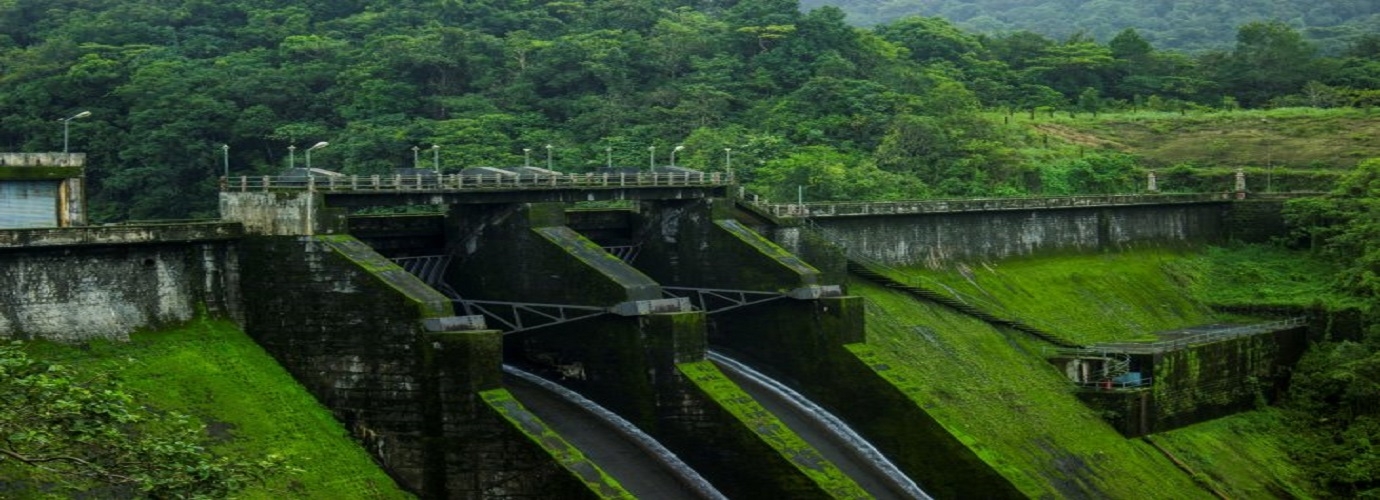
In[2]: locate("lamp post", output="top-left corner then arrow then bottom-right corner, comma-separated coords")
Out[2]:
221,144 -> 230,178
62,110 -> 91,154
724,148 -> 732,177
412,146 -> 420,168
288,145 -> 297,170
670,145 -> 684,167
648,146 -> 656,170
605,147 -> 613,169
305,141 -> 328,170
523,148 -> 531,167
545,144 -> 553,170
432,145 -> 440,174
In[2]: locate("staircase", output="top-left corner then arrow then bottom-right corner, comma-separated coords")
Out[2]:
847,260 -> 1083,349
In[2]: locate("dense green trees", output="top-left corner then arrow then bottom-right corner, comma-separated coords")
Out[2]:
0,0 -> 1377,220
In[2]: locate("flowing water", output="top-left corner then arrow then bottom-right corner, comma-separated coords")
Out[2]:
708,351 -> 932,500
502,365 -> 728,500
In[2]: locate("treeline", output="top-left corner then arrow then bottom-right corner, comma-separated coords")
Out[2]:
0,0 -> 1377,220
804,0 -> 1380,54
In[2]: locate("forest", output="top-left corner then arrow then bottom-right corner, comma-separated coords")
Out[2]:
2,0 -> 1379,221
804,0 -> 1380,54
3,1 -> 1380,497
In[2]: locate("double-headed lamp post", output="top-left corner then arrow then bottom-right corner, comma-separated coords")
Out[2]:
305,141 -> 328,170
62,110 -> 92,154
670,145 -> 684,167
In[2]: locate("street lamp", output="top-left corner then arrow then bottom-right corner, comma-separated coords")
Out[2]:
605,147 -> 613,169
412,146 -> 420,168
288,145 -> 297,170
648,146 -> 656,170
670,145 -> 684,167
724,148 -> 732,177
62,110 -> 91,154
545,144 -> 553,170
305,141 -> 328,170
523,148 -> 531,167
432,144 -> 440,174
221,144 -> 230,178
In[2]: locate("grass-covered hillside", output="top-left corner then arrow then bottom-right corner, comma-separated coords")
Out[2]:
855,246 -> 1337,497
1017,108 -> 1380,180
24,319 -> 410,499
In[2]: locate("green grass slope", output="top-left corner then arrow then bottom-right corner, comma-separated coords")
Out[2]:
29,318 -> 411,499
857,246 -> 1330,497
1019,108 -> 1380,171
898,250 -> 1220,345
855,279 -> 1212,498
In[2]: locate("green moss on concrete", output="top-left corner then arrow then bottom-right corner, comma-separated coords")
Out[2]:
0,166 -> 82,179
677,361 -> 870,499
1151,409 -> 1316,498
481,389 -> 632,499
28,318 -> 410,499
1165,244 -> 1361,309
316,234 -> 453,318
855,279 -> 1213,499
714,219 -> 821,287
899,249 -> 1220,344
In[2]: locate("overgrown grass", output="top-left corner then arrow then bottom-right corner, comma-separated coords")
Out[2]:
895,250 -> 1220,345
1164,244 -> 1360,309
28,318 -> 411,499
1151,409 -> 1317,499
855,280 -> 1213,498
1003,107 -> 1380,171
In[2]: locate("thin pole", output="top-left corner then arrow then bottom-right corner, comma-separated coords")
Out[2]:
288,145 -> 297,170
222,144 -> 229,178
724,148 -> 732,177
432,145 -> 440,174
546,144 -> 553,170
606,147 -> 612,169
648,146 -> 655,170
412,146 -> 420,168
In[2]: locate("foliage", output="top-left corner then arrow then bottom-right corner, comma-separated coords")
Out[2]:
0,1 -> 1377,220
0,340 -> 283,498
803,0 -> 1380,54
21,319 -> 410,499
1284,158 -> 1380,299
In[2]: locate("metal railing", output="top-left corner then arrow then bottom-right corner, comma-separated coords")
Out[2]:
221,172 -> 731,193
1085,317 -> 1307,354
750,192 -> 1233,218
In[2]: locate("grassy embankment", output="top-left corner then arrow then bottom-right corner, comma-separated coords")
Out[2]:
1000,107 -> 1380,193
855,245 -> 1340,498
27,318 -> 411,499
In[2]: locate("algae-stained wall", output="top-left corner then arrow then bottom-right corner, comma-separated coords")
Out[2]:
238,235 -> 582,498
0,239 -> 239,342
811,203 -> 1228,266
1151,328 -> 1307,432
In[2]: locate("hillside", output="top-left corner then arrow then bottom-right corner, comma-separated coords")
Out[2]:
804,0 -> 1380,53
20,319 -> 410,499
856,245 -> 1350,497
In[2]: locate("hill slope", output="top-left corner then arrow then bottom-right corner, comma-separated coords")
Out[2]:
805,0 -> 1380,53
24,319 -> 411,499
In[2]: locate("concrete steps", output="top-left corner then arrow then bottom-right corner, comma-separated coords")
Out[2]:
848,261 -> 1082,349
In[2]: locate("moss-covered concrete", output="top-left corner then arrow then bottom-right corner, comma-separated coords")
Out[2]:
677,361 -> 869,499
0,165 -> 83,179
482,389 -> 631,499
633,198 -> 821,291
1149,326 -> 1308,433
447,203 -> 661,305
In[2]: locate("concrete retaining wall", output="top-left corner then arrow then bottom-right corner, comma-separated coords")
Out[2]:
0,228 -> 240,342
810,203 -> 1229,266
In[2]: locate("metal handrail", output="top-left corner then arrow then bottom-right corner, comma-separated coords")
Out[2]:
221,172 -> 731,192
1085,317 -> 1308,354
752,192 -> 1234,218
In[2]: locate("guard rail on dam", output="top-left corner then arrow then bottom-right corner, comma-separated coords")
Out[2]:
755,192 -> 1234,218
222,172 -> 730,192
